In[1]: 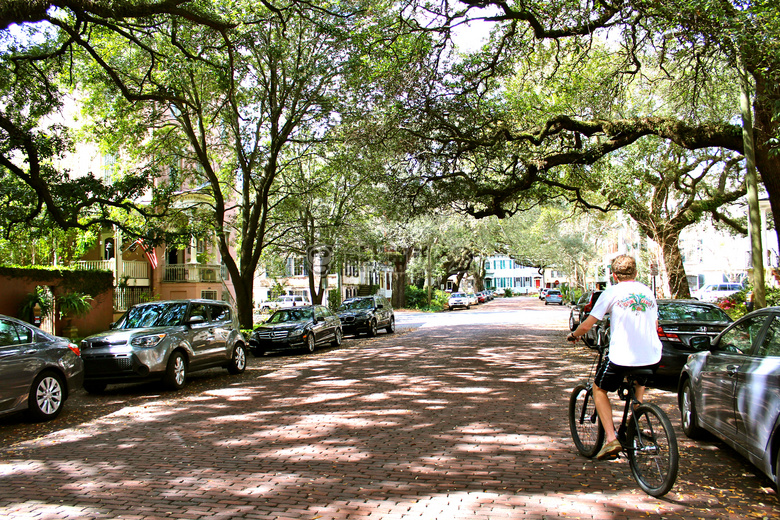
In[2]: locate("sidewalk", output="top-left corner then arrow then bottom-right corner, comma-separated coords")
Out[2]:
0,298 -> 777,519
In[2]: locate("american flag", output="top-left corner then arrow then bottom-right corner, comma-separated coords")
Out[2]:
133,238 -> 158,269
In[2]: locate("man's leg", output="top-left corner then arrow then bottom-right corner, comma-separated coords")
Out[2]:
593,383 -> 616,443
593,383 -> 622,459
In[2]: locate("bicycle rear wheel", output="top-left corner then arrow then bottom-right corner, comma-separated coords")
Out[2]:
569,383 -> 604,457
626,403 -> 679,497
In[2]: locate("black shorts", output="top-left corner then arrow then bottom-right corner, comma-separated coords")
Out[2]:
594,354 -> 659,393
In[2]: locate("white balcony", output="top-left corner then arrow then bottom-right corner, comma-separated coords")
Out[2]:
162,264 -> 227,283
75,259 -> 150,286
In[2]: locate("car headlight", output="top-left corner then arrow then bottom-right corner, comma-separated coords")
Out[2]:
289,327 -> 305,338
131,334 -> 167,348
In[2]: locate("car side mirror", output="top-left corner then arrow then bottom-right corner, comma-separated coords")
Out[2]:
316,316 -> 325,323
376,304 -> 383,309
689,335 -> 712,351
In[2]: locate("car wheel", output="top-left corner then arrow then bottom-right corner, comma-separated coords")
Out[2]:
332,327 -> 343,347
545,301 -> 548,305
776,448 -> 780,490
367,319 -> 378,337
83,381 -> 107,394
228,343 -> 247,375
386,316 -> 395,334
306,333 -> 316,352
164,351 -> 187,390
680,378 -> 704,438
28,371 -> 64,421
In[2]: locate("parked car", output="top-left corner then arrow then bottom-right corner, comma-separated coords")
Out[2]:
448,292 -> 470,311
467,293 -> 479,306
260,294 -> 311,311
544,289 -> 564,305
249,305 -> 342,356
337,295 -> 395,337
80,299 -> 247,392
691,282 -> 743,303
648,299 -> 733,390
539,288 -> 550,300
678,306 -> 780,489
476,292 -> 487,304
568,290 -> 603,334
0,315 -> 84,421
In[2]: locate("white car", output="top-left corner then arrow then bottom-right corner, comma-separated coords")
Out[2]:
260,295 -> 311,311
692,283 -> 743,302
448,292 -> 470,311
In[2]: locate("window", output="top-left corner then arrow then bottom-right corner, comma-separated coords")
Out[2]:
345,261 -> 360,277
758,316 -> 780,357
201,290 -> 218,300
717,315 -> 767,355
104,237 -> 115,260
0,319 -> 31,346
209,304 -> 230,322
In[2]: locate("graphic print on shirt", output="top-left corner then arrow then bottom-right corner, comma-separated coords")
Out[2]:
616,293 -> 655,312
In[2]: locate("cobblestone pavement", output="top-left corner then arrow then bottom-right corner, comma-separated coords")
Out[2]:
1,297 -> 778,519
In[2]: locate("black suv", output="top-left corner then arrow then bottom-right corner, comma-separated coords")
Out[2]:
336,295 -> 395,336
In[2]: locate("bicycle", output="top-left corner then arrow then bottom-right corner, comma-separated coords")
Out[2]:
568,337 -> 679,497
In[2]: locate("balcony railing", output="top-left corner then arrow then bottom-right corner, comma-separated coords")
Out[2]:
115,287 -> 153,311
162,264 -> 227,283
74,260 -> 150,281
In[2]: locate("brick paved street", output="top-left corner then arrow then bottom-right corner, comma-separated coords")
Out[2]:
1,297 -> 778,519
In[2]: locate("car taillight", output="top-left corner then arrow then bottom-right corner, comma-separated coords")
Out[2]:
68,343 -> 81,356
584,303 -> 592,313
657,325 -> 681,342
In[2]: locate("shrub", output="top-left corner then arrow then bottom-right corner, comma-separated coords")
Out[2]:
405,285 -> 449,311
328,289 -> 342,312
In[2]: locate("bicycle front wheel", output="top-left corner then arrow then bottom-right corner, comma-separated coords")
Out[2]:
626,403 -> 679,497
569,383 -> 604,458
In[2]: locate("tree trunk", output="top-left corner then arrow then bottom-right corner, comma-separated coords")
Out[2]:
391,249 -> 410,309
657,232 -> 691,299
753,72 -> 780,266
234,270 -> 255,330
308,270 -> 325,305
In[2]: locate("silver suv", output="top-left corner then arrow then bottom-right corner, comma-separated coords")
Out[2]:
80,299 -> 246,392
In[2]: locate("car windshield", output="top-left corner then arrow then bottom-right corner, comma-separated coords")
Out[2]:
450,293 -> 466,298
658,302 -> 731,322
116,302 -> 189,329
339,299 -> 373,310
268,309 -> 313,323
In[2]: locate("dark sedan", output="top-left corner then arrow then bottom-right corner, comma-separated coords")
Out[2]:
336,295 -> 395,337
0,315 -> 84,421
649,299 -> 733,390
249,305 -> 342,356
678,307 -> 780,489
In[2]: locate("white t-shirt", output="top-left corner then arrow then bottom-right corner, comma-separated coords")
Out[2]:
589,281 -> 662,366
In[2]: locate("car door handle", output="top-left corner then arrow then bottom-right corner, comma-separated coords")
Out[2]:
726,364 -> 740,377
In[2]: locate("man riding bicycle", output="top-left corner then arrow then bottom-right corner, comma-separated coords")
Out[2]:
567,255 -> 662,460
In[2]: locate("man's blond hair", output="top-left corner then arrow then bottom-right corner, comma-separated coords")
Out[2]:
611,255 -> 637,281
